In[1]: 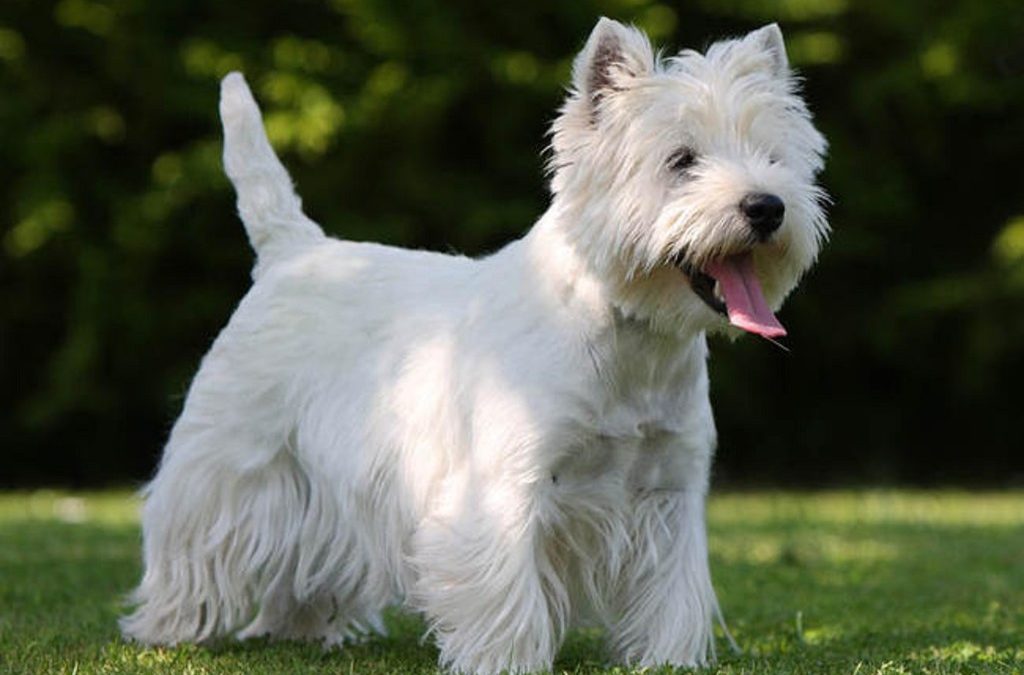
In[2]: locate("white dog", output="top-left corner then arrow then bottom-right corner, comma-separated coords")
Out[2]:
122,17 -> 827,674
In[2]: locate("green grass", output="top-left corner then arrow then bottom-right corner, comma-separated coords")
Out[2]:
1,491 -> 1021,674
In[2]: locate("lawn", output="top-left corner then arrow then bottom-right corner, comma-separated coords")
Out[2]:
1,490 -> 1021,674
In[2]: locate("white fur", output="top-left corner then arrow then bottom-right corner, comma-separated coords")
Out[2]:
121,18 -> 827,674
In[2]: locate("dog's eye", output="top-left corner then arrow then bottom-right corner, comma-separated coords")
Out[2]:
667,148 -> 697,172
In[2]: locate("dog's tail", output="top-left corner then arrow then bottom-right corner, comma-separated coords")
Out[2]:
219,72 -> 323,270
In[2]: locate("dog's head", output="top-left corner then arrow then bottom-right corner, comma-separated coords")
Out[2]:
549,18 -> 828,338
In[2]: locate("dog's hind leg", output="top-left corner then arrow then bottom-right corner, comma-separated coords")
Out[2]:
236,474 -> 391,647
238,568 -> 388,648
120,439 -> 309,645
120,349 -> 309,645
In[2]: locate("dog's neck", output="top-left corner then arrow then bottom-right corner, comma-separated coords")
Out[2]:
521,206 -> 712,345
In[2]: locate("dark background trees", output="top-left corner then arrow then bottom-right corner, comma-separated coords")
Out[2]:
3,0 -> 1023,487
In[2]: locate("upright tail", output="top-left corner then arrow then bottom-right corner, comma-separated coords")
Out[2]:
219,72 -> 323,270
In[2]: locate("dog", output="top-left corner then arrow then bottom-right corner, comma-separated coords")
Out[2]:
121,17 -> 827,674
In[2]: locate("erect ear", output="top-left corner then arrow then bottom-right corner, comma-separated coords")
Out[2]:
571,17 -> 654,110
744,23 -> 789,77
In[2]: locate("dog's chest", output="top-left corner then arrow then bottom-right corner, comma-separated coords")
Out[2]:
552,327 -> 714,494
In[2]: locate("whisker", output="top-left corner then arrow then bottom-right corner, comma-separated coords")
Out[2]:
761,335 -> 791,353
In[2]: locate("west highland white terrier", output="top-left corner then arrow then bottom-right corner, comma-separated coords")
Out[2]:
122,17 -> 827,674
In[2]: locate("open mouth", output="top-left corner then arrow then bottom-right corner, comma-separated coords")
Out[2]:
680,263 -> 727,316
676,251 -> 787,338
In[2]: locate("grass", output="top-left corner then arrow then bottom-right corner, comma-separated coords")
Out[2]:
1,491 -> 1021,674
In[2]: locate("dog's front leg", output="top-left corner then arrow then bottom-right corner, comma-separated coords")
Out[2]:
410,474 -> 564,675
610,488 -> 720,668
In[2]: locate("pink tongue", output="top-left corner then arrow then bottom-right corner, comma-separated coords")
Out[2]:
705,253 -> 786,338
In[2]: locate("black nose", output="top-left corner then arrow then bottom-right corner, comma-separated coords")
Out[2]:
740,192 -> 785,239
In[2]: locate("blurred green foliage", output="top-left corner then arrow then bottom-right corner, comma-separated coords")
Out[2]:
1,0 -> 1023,486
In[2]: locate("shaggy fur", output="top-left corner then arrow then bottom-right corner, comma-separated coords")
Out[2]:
121,18 -> 827,674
